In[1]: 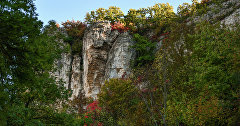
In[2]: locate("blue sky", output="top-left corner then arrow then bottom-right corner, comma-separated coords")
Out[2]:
35,0 -> 195,25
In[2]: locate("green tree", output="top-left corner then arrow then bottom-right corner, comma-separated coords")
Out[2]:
185,22 -> 240,125
132,33 -> 156,67
149,3 -> 175,34
154,21 -> 240,125
124,9 -> 140,31
105,6 -> 124,23
98,79 -> 141,125
0,0 -> 79,125
85,6 -> 124,24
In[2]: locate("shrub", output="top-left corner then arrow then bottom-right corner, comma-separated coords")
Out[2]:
98,79 -> 140,123
111,21 -> 129,33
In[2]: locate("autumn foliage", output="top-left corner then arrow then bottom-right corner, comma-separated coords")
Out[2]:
62,20 -> 86,54
62,20 -> 86,40
111,21 -> 129,33
86,101 -> 101,112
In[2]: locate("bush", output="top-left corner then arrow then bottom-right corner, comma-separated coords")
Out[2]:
111,21 -> 129,33
98,79 -> 140,123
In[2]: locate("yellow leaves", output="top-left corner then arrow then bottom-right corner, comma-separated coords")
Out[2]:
85,6 -> 124,24
129,22 -> 134,26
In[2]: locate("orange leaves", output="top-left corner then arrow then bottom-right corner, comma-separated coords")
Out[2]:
56,23 -> 60,28
111,21 -> 129,33
201,0 -> 210,4
62,20 -> 86,38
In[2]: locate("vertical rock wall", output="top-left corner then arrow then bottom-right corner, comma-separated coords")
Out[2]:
53,21 -> 135,100
104,32 -> 135,80
54,53 -> 71,89
82,21 -> 112,99
70,55 -> 82,100
53,53 -> 82,100
188,0 -> 240,24
82,21 -> 135,99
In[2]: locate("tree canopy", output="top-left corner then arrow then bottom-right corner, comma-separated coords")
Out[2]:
0,0 -> 78,125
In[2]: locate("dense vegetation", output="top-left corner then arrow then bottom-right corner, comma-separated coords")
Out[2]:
0,0 -> 239,125
0,0 -> 79,125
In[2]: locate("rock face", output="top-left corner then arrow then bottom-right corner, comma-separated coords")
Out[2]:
221,8 -> 240,25
53,21 -> 135,100
53,53 -> 82,100
82,21 -> 112,99
82,21 -> 134,99
104,32 -> 135,80
54,53 -> 72,88
188,0 -> 240,25
70,55 -> 82,100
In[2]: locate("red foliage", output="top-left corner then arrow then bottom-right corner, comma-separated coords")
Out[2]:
121,72 -> 127,79
160,32 -> 170,36
141,89 -> 149,93
141,87 -> 158,93
153,87 -> 157,91
86,101 -> 101,112
133,75 -> 143,85
97,122 -> 103,126
160,32 -> 170,43
165,80 -> 169,83
111,21 -> 129,33
137,76 -> 143,82
151,35 -> 159,41
83,101 -> 103,125
62,20 -> 86,38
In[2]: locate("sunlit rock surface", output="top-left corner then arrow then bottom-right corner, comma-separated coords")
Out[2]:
104,32 -> 135,80
82,21 -> 135,99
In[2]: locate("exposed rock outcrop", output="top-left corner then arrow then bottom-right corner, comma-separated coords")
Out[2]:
82,21 -> 134,99
82,21 -> 113,99
53,53 -> 82,100
54,0 -> 240,101
187,0 -> 240,25
104,32 -> 135,80
54,53 -> 72,88
221,8 -> 240,25
53,21 -> 135,100
70,55 -> 82,100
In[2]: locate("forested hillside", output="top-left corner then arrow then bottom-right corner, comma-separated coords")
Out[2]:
0,0 -> 239,125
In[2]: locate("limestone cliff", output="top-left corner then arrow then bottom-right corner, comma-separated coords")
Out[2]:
53,0 -> 239,100
82,21 -> 135,99
54,21 -> 135,99
188,0 -> 240,25
53,53 -> 82,100
104,32 -> 135,80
